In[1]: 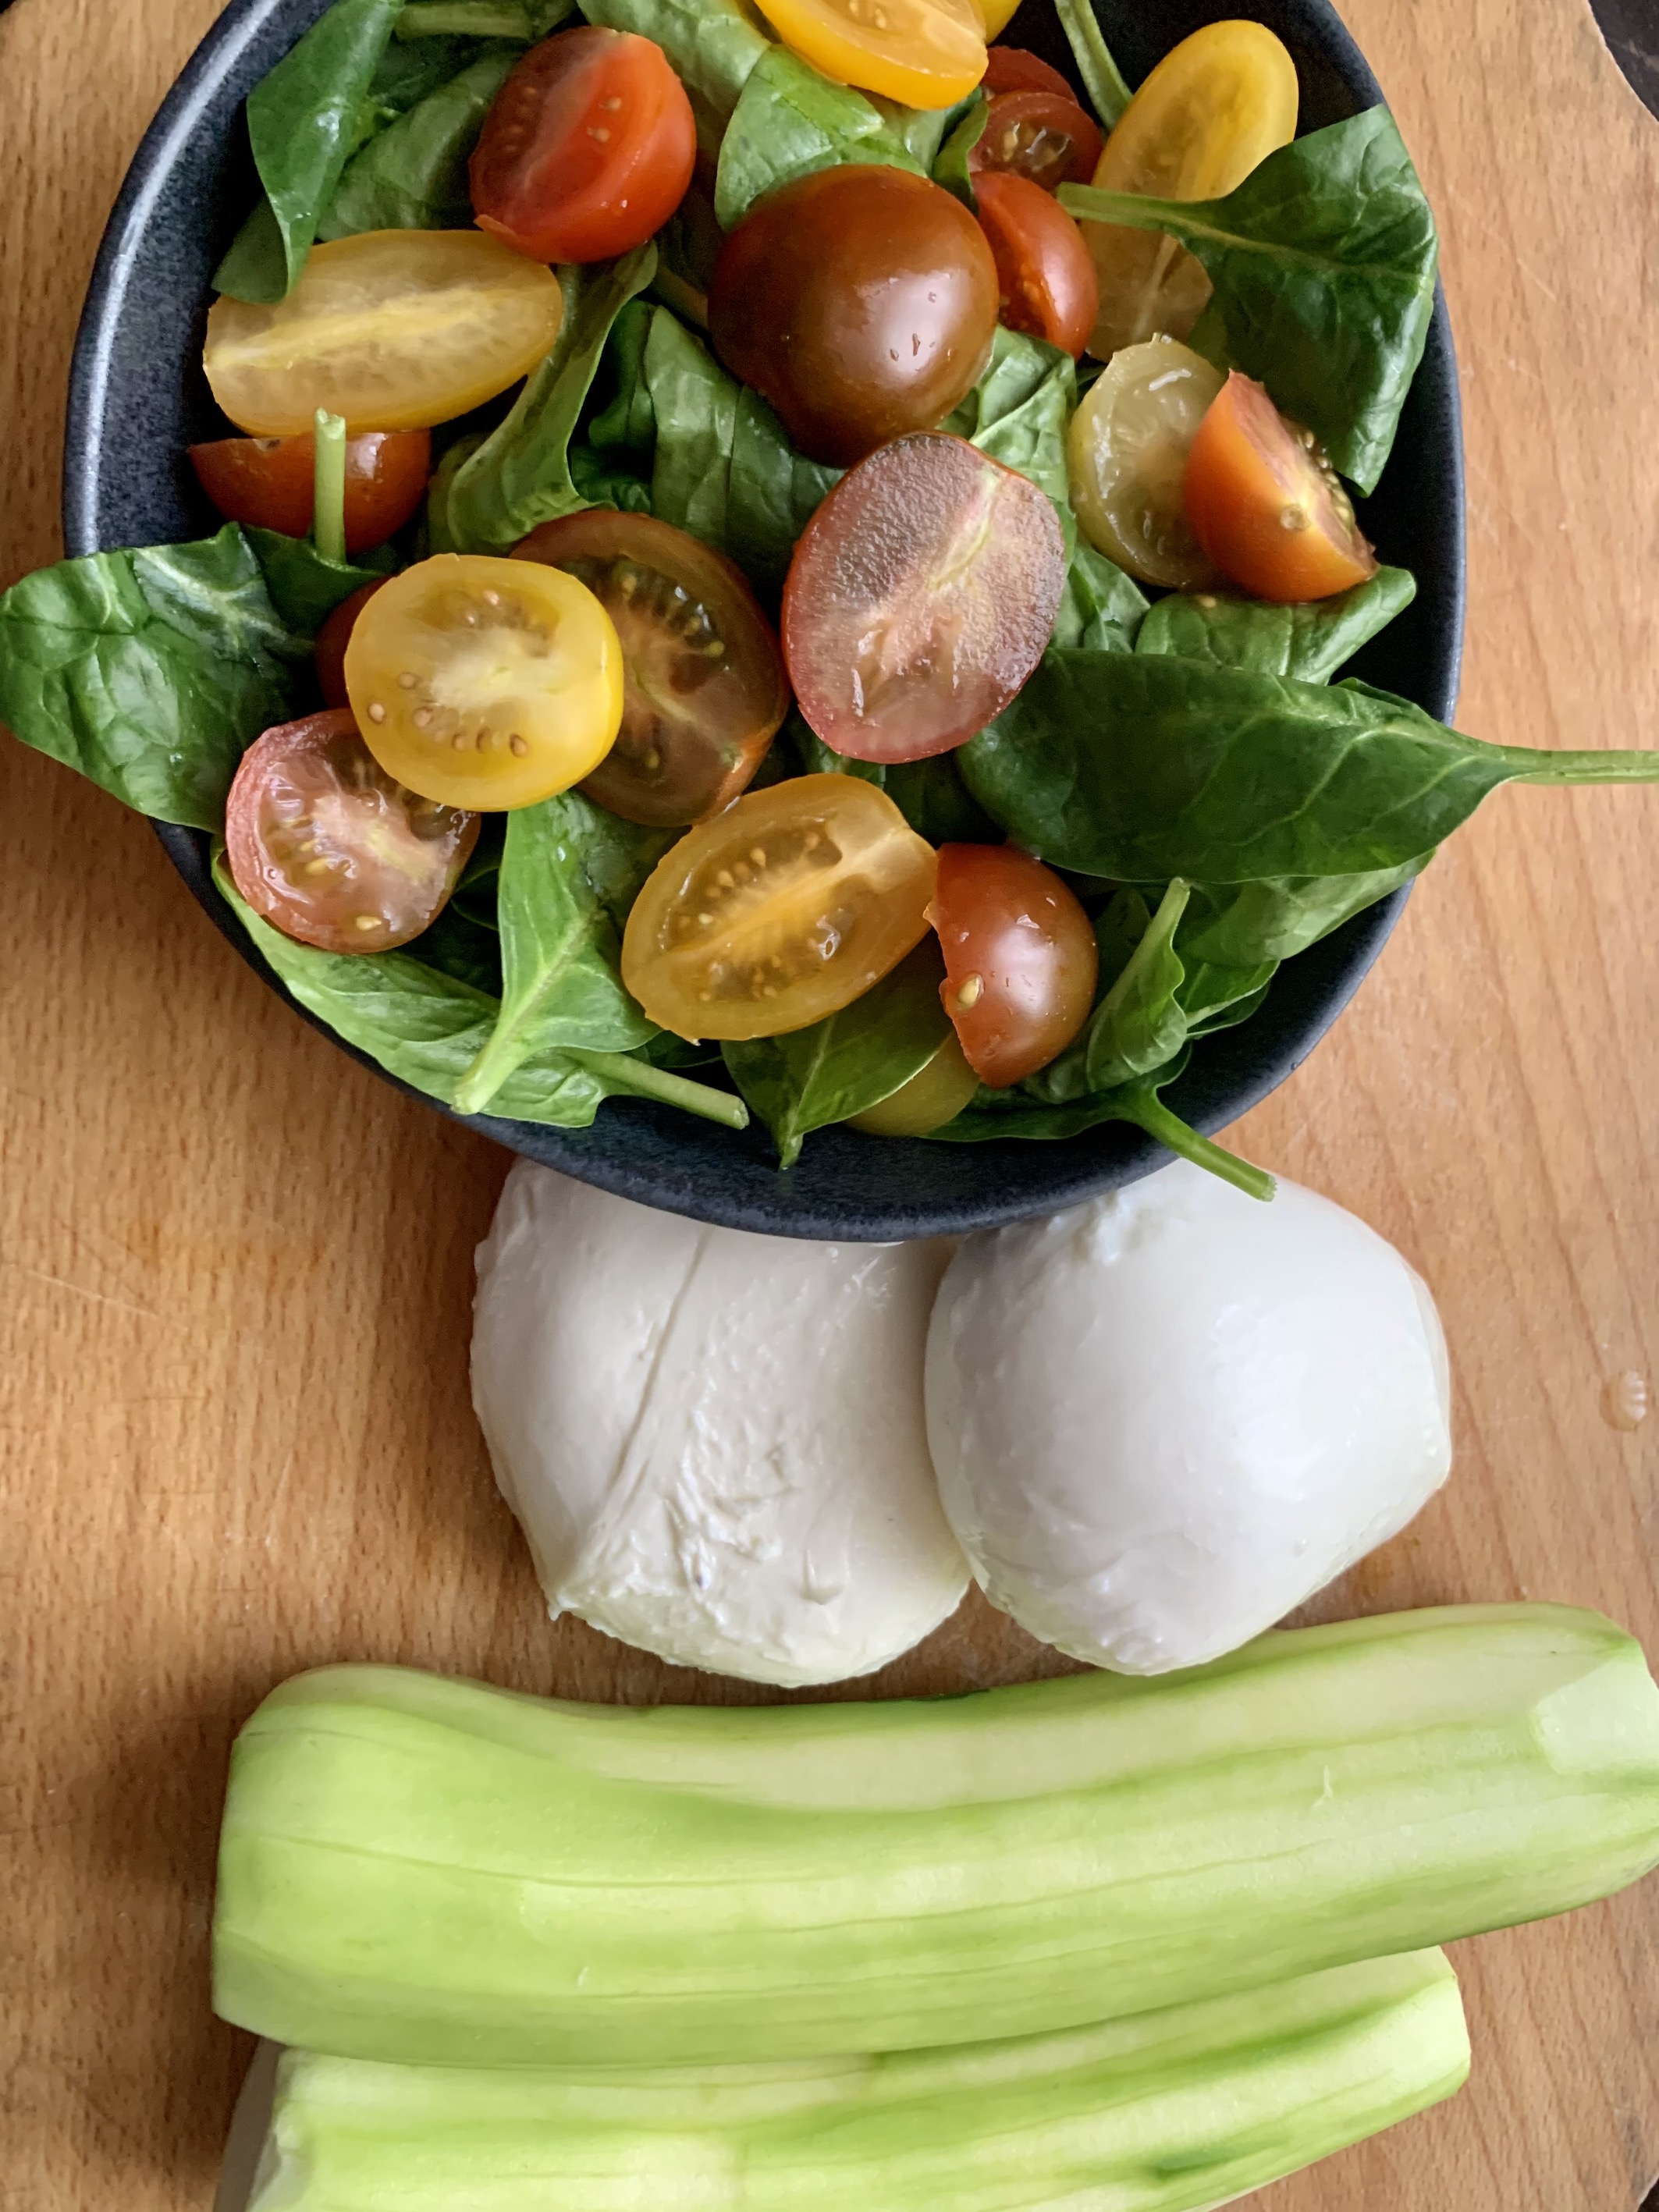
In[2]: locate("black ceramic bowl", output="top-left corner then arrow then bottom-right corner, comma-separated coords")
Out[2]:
65,0 -> 1463,1240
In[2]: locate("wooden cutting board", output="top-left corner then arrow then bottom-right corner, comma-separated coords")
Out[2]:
3,0 -> 1657,2204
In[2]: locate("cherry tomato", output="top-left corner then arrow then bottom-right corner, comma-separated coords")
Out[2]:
204,230 -> 563,435
783,431 -> 1065,764
752,0 -> 986,110
975,0 -> 1022,37
621,776 -> 937,1040
709,166 -> 999,468
970,90 -> 1103,192
929,843 -> 1097,1086
1081,21 -> 1298,359
982,48 -> 1075,98
1067,335 -> 1224,588
470,28 -> 695,265
849,1029 -> 980,1134
513,511 -> 788,827
225,709 -> 478,953
314,581 -> 389,710
974,172 -> 1099,358
1184,371 -> 1378,603
343,554 -> 623,810
190,429 -> 430,554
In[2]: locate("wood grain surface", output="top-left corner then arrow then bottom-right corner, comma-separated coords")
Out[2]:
2,0 -> 1657,2205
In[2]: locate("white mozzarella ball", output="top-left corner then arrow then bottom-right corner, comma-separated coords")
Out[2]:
925,1160 -> 1452,1675
472,1163 -> 968,1688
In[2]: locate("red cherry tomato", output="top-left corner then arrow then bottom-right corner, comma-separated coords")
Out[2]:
314,580 -> 389,710
225,710 -> 479,953
982,47 -> 1076,98
973,172 -> 1099,358
1183,371 -> 1379,602
929,843 -> 1098,1086
470,27 -> 695,264
969,90 -> 1103,192
782,431 -> 1065,765
189,430 -> 431,554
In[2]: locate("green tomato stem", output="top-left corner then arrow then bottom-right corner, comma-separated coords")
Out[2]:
311,410 -> 348,566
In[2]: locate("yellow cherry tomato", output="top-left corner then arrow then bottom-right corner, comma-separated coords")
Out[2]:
1068,336 -> 1224,588
621,776 -> 938,1040
753,0 -> 986,111
1081,21 -> 1298,360
849,1029 -> 980,1134
343,556 -> 623,811
973,0 -> 1021,34
204,230 -> 564,435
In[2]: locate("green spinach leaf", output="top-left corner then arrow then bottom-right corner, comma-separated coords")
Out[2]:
781,711 -> 993,840
713,44 -> 923,230
1134,566 -> 1416,682
318,47 -> 518,236
1174,859 -> 1429,968
1053,541 -> 1149,652
932,91 -> 987,207
396,0 -> 572,34
1054,0 -> 1132,126
0,526 -> 301,829
943,325 -> 1077,538
1060,108 -> 1439,493
579,0 -> 770,153
244,527 -> 398,636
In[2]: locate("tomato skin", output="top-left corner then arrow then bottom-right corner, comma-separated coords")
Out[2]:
783,432 -> 1066,765
970,91 -> 1103,193
513,510 -> 788,827
930,843 -> 1098,1087
709,166 -> 1000,469
753,0 -> 986,110
190,430 -> 430,555
471,29 -> 695,264
226,709 -> 478,953
314,581 -> 389,711
973,172 -> 1098,358
849,1029 -> 980,1134
982,48 -> 1075,98
1184,372 -> 1379,603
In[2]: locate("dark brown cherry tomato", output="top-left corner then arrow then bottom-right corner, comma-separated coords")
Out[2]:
513,510 -> 788,827
225,709 -> 478,953
1184,371 -> 1379,602
471,27 -> 695,264
782,431 -> 1065,764
969,89 -> 1103,192
973,172 -> 1099,358
708,165 -> 1000,468
189,430 -> 431,554
929,843 -> 1098,1086
314,580 -> 389,711
982,47 -> 1075,98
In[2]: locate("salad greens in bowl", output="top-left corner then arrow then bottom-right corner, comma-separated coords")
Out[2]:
16,0 -> 1643,1239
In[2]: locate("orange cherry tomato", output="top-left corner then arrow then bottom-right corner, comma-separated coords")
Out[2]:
314,580 -> 389,710
470,28 -> 695,264
973,172 -> 1099,359
982,48 -> 1075,98
225,709 -> 478,953
190,430 -> 431,554
929,843 -> 1098,1087
1184,371 -> 1379,603
969,90 -> 1103,193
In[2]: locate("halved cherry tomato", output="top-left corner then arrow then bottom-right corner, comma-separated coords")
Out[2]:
982,48 -> 1075,98
849,1029 -> 981,1134
470,28 -> 695,264
1067,335 -> 1224,588
190,430 -> 430,554
1184,371 -> 1378,602
970,90 -> 1103,192
225,709 -> 478,953
752,0 -> 986,110
314,581 -> 389,710
1081,21 -> 1298,359
929,843 -> 1097,1086
709,166 -> 999,468
204,231 -> 563,435
343,554 -> 623,810
513,510 -> 788,827
974,172 -> 1099,358
621,776 -> 937,1040
783,432 -> 1065,764
974,0 -> 1022,37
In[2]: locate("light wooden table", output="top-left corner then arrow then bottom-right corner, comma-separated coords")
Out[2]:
3,1 -> 1658,2205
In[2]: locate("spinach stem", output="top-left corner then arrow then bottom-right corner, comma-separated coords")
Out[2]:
567,1050 -> 751,1131
1054,0 -> 1134,127
395,1 -> 533,36
1120,1090 -> 1277,1202
1508,749 -> 1659,786
311,410 -> 348,566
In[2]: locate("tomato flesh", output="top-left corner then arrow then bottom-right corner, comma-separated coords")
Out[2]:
1184,372 -> 1379,602
314,581 -> 389,711
225,709 -> 478,953
623,776 -> 937,1040
513,510 -> 788,827
982,48 -> 1075,98
1067,335 -> 1224,589
471,28 -> 695,264
709,165 -> 999,469
970,90 -> 1103,192
752,0 -> 986,110
930,843 -> 1098,1086
190,429 -> 430,554
343,554 -> 623,810
973,172 -> 1098,359
783,433 -> 1065,765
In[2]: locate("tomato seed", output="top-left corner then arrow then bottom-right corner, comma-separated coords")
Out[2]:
367,701 -> 387,723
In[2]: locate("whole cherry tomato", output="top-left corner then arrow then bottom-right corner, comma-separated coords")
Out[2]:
190,430 -> 430,554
